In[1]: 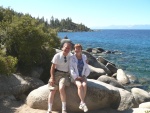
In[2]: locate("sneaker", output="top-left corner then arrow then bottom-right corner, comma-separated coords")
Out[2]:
79,104 -> 83,110
79,103 -> 88,112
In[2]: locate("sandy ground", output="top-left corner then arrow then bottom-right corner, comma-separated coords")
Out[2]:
0,97 -> 107,113
0,98 -> 58,113
16,105 -> 150,113
0,98 -> 150,113
0,99 -> 116,113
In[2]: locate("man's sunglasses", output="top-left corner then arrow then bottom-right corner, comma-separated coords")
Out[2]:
64,56 -> 67,63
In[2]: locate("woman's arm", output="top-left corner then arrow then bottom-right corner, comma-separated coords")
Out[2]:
69,56 -> 78,80
83,54 -> 91,77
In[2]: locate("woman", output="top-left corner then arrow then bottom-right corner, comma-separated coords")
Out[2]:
70,44 -> 90,112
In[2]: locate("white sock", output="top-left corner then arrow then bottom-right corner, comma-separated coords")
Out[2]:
62,102 -> 66,110
48,103 -> 53,111
80,101 -> 85,105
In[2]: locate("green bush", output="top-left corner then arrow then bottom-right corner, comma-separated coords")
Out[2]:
0,55 -> 17,75
3,15 -> 60,72
0,11 -> 60,80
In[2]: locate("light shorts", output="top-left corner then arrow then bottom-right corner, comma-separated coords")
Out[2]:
71,76 -> 87,83
48,71 -> 70,91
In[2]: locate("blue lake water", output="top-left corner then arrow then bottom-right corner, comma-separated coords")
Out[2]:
58,30 -> 150,90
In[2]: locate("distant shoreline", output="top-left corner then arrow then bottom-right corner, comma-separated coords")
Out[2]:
91,29 -> 150,31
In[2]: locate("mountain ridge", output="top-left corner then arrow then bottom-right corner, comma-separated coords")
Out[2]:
92,25 -> 150,29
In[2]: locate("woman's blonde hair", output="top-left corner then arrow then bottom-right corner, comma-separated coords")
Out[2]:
74,44 -> 82,50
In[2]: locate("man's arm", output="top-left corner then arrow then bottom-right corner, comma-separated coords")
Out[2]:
49,63 -> 56,85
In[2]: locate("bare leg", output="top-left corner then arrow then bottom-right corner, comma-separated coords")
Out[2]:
59,83 -> 66,102
48,90 -> 56,111
75,80 -> 85,103
59,80 -> 67,112
82,79 -> 87,100
76,79 -> 88,112
48,90 -> 56,103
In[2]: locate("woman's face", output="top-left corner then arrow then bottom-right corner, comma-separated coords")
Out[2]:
74,47 -> 82,54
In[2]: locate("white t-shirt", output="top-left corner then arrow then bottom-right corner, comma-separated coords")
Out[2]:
51,51 -> 72,72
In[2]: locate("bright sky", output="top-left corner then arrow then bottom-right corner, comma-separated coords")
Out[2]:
0,0 -> 150,29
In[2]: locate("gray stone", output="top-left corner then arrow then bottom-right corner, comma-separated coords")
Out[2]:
82,50 -> 112,75
106,62 -> 117,74
0,74 -> 29,96
97,75 -> 124,89
97,56 -> 109,65
86,48 -> 92,52
127,74 -> 139,84
92,48 -> 99,53
131,88 -> 150,105
88,65 -> 106,79
139,102 -> 150,109
30,67 -> 43,78
26,79 -> 121,112
0,74 -> 44,97
117,69 -> 130,85
97,56 -> 115,66
117,88 -> 137,110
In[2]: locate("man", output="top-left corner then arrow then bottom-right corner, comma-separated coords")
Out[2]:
47,42 -> 72,113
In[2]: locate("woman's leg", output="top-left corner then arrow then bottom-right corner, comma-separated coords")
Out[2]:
82,78 -> 87,100
76,79 -> 88,112
75,80 -> 84,103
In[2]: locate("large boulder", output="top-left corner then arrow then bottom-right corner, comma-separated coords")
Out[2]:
117,88 -> 137,110
139,102 -> 150,109
97,56 -> 111,65
0,74 -> 44,98
116,69 -> 130,85
106,62 -> 118,74
131,88 -> 150,105
127,74 -> 139,84
26,79 -> 121,112
22,76 -> 45,94
82,50 -> 112,75
0,74 -> 29,96
97,56 -> 117,74
88,64 -> 106,79
129,108 -> 150,113
97,75 -> 124,89
30,67 -> 43,78
97,75 -> 137,110
82,50 -> 102,68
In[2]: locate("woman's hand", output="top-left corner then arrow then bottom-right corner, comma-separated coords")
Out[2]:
76,77 -> 82,80
76,76 -> 86,81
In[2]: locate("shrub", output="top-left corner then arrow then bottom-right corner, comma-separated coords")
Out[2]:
0,55 -> 17,75
4,15 -> 60,72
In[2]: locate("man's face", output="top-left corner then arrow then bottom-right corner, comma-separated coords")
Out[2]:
62,43 -> 71,54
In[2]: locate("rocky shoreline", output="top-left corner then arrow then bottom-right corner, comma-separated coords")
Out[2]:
1,38 -> 150,112
1,46 -> 150,113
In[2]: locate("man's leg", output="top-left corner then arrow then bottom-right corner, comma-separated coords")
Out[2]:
48,90 -> 56,112
59,78 -> 67,112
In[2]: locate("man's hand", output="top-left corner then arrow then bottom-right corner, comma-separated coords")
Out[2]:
49,77 -> 55,86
